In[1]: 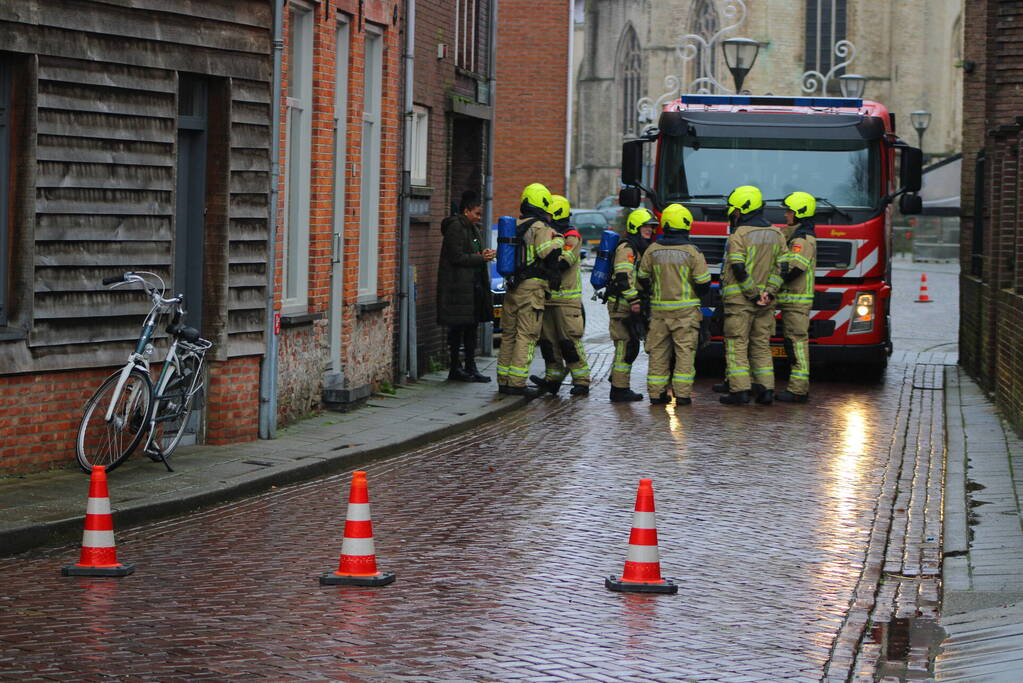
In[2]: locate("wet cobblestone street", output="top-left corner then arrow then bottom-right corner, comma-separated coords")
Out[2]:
0,261 -> 956,680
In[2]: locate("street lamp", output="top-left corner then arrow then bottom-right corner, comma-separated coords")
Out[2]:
910,110 -> 931,151
722,38 -> 760,94
838,74 -> 867,99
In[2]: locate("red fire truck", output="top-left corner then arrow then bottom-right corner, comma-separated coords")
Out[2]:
619,94 -> 924,378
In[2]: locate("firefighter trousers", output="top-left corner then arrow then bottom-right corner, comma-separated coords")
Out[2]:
645,310 -> 700,399
723,302 -> 776,392
609,315 -> 640,389
539,304 -> 590,387
496,284 -> 545,388
781,307 -> 810,395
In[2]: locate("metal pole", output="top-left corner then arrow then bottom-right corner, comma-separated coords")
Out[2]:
259,0 -> 285,440
480,0 -> 499,356
398,0 -> 417,380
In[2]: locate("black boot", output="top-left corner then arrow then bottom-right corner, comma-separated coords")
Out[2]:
529,374 -> 560,396
464,359 -> 491,383
610,387 -> 643,402
675,397 -> 692,406
650,392 -> 671,405
751,383 -> 766,397
719,390 -> 750,405
712,381 -> 730,394
505,385 -> 540,399
569,384 -> 589,396
755,389 -> 774,405
775,390 -> 809,403
447,350 -> 472,382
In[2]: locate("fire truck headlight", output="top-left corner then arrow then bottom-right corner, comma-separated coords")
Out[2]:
850,293 -> 875,334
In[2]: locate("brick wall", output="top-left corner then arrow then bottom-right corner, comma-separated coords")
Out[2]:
493,0 -> 571,217
959,0 -> 1023,435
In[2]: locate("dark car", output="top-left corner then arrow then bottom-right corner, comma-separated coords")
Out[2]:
569,210 -> 610,246
595,195 -> 625,222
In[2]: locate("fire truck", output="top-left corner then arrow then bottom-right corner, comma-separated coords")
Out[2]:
618,94 -> 924,378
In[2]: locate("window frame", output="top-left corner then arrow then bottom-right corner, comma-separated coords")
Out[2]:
410,105 -> 429,188
358,24 -> 384,301
454,0 -> 479,73
0,60 -> 10,328
804,0 -> 848,80
619,26 -> 642,137
283,1 -> 314,314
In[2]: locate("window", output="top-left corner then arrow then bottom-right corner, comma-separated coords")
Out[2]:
454,0 -> 479,72
804,0 -> 847,79
0,60 -> 10,327
690,0 -> 720,92
619,26 -> 641,137
359,27 -> 384,300
410,105 -> 428,188
971,149 -> 985,277
284,3 -> 313,312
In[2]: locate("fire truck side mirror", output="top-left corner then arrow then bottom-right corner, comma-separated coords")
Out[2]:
899,193 -> 923,215
900,147 -> 923,193
621,140 -> 645,186
619,186 -> 641,208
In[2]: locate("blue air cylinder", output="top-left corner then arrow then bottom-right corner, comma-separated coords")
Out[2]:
496,216 -> 518,278
590,229 -> 621,290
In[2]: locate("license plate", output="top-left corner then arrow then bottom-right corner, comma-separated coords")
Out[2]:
493,307 -> 501,319
771,346 -> 787,358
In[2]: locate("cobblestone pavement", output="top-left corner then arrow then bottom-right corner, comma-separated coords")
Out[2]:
0,259 -> 959,681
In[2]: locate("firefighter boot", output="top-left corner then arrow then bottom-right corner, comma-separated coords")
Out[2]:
529,374 -> 560,396
569,385 -> 590,396
751,383 -> 766,397
505,385 -> 541,399
719,390 -> 751,405
649,392 -> 671,405
609,387 -> 643,403
775,390 -> 809,403
675,397 -> 692,406
712,381 -> 730,394
755,389 -> 774,405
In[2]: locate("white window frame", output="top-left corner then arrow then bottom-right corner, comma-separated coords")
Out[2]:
283,2 -> 314,313
454,0 -> 478,72
410,105 -> 428,188
358,25 -> 384,301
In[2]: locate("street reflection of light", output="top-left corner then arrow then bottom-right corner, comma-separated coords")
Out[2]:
666,402 -> 683,435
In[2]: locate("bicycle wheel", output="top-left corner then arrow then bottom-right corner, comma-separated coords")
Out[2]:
76,368 -> 154,473
150,354 -> 202,459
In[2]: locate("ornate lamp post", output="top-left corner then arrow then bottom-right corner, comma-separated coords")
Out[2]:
838,74 -> 867,99
910,110 -> 931,151
800,40 -> 858,95
722,37 -> 760,93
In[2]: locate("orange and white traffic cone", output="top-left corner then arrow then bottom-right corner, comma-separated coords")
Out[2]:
915,273 -> 933,303
605,478 -> 677,594
320,470 -> 395,586
61,466 -> 134,577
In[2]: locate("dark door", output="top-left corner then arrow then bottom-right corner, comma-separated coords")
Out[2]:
175,76 -> 208,330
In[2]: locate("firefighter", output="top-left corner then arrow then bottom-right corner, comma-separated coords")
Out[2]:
637,203 -> 711,405
530,195 -> 590,396
606,208 -> 656,402
495,183 -> 565,397
719,185 -> 787,406
775,191 -> 818,402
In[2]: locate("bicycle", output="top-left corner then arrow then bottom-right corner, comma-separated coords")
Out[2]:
75,271 -> 212,474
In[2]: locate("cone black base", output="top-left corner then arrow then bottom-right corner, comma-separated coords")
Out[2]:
62,562 -> 135,577
319,571 -> 395,586
605,575 -> 677,594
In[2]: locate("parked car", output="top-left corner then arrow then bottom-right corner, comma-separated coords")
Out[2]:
569,210 -> 610,245
595,195 -> 625,223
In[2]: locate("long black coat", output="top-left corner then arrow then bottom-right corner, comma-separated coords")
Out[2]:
437,213 -> 494,326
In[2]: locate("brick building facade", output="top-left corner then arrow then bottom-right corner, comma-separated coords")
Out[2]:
272,0 -> 401,424
959,0 -> 1023,433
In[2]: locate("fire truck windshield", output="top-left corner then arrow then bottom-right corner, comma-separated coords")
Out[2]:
659,135 -> 881,210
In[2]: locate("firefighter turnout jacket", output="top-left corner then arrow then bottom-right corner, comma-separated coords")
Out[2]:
720,220 -> 787,305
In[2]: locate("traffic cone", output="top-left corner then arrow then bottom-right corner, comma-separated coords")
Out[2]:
605,478 -> 677,594
915,273 -> 933,303
320,470 -> 395,586
61,466 -> 134,577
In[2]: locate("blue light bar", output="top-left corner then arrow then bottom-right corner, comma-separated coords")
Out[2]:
680,94 -> 863,108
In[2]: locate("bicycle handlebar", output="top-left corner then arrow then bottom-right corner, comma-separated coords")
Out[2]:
102,274 -> 128,285
104,272 -> 183,308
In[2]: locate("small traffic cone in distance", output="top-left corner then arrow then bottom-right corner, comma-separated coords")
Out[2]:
915,273 -> 933,303
61,466 -> 134,577
605,478 -> 677,594
320,470 -> 395,586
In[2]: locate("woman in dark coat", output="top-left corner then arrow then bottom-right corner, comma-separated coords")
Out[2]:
437,191 -> 495,382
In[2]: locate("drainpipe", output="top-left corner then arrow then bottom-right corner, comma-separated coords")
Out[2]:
398,0 -> 417,380
481,0 -> 499,355
564,1 -> 573,197
259,0 -> 284,439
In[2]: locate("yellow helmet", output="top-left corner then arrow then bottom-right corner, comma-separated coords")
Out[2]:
660,203 -> 694,231
549,195 -> 571,222
520,183 -> 553,213
782,191 -> 816,219
727,185 -> 764,215
626,208 -> 656,234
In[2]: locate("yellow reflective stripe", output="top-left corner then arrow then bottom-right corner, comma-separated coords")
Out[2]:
694,271 -> 711,284
650,299 -> 701,309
